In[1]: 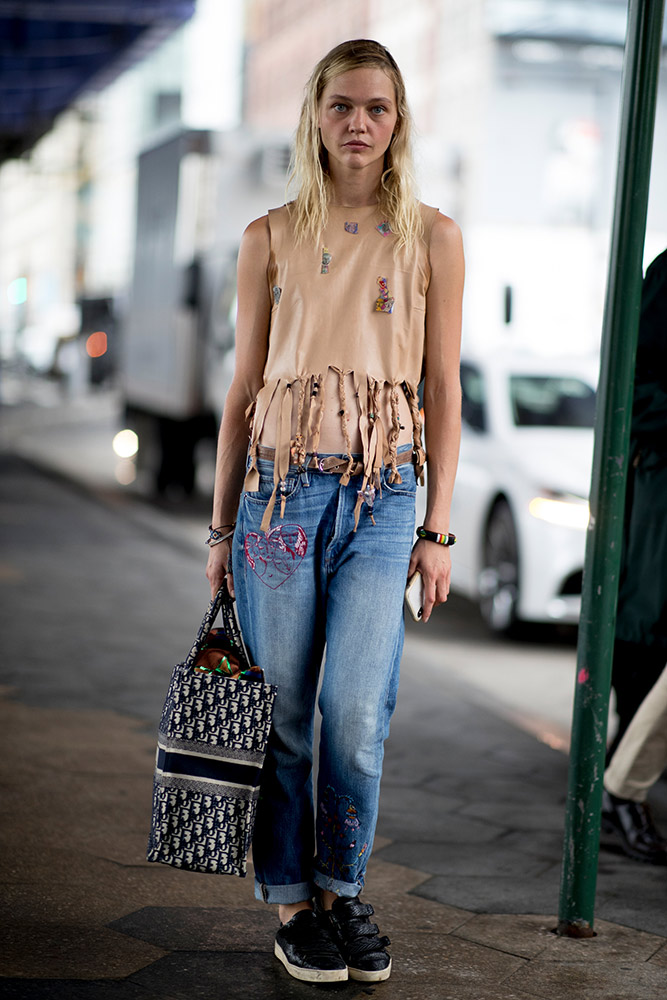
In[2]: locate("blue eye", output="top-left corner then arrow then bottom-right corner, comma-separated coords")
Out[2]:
372,106 -> 387,115
333,103 -> 347,112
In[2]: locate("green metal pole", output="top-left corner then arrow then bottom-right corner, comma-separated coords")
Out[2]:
557,0 -> 665,937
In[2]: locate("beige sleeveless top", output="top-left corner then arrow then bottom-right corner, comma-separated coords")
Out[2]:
244,201 -> 439,532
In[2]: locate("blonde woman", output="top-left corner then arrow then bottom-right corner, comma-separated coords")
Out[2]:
206,39 -> 464,983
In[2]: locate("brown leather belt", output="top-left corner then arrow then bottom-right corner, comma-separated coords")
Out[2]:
255,445 -> 365,477
255,445 -> 415,476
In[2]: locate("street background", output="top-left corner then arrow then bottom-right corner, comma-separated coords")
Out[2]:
2,1 -> 667,996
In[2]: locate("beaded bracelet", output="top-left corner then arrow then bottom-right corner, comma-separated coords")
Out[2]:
416,526 -> 457,547
206,523 -> 236,547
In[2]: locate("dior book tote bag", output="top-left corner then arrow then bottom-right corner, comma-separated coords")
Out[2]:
147,581 -> 276,877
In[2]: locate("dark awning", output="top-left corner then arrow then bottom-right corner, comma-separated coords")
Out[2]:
0,1 -> 196,162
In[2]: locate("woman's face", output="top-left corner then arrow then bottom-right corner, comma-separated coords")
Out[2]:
318,66 -> 398,177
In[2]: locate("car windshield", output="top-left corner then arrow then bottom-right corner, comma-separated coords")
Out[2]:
510,376 -> 596,428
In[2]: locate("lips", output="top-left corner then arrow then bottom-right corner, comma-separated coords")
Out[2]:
344,141 -> 369,149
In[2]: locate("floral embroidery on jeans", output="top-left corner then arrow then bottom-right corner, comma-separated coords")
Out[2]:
317,785 -> 368,881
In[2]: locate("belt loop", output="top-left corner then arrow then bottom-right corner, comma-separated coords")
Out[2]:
300,455 -> 310,487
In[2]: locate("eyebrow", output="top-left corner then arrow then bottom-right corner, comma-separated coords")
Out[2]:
327,93 -> 394,105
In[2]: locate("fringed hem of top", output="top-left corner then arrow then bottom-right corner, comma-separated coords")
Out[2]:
243,368 -> 426,534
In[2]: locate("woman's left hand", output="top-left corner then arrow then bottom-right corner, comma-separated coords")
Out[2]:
408,539 -> 451,623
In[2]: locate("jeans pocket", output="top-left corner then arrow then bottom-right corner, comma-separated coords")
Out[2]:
244,473 -> 300,508
382,464 -> 417,497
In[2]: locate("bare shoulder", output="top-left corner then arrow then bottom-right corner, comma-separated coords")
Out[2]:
429,212 -> 463,251
238,215 -> 271,280
241,214 -> 270,251
428,212 -> 464,277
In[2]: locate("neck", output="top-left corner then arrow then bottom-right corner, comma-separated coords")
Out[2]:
327,161 -> 383,208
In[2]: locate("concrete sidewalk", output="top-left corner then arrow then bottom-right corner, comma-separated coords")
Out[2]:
2,690 -> 666,999
2,388 -> 667,998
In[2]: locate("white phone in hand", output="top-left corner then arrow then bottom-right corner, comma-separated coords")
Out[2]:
405,571 -> 424,622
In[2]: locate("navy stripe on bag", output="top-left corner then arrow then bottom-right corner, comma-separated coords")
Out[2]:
156,743 -> 262,790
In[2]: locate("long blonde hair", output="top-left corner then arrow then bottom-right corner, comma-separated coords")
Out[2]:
288,39 -> 422,253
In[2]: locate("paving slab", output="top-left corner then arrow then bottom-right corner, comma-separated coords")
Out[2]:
0,924 -> 167,980
451,913 -> 666,964
108,906 -> 276,953
0,982 -> 173,1000
392,931 -> 527,989
457,801 -> 567,833
413,869 -> 563,916
378,786 -> 508,843
650,942 -> 667,969
376,841 -> 551,879
506,957 -> 667,999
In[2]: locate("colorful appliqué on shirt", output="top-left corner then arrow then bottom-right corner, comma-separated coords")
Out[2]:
272,286 -> 282,305
376,220 -> 392,237
375,276 -> 395,314
321,247 -> 332,274
344,221 -> 359,234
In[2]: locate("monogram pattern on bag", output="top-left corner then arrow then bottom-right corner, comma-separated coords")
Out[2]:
147,784 -> 257,875
148,657 -> 276,877
158,666 -> 274,755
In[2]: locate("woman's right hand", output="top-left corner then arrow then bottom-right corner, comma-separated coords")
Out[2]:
206,539 -> 234,599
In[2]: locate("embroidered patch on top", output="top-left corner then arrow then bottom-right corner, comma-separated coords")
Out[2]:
244,524 -> 308,589
375,276 -> 395,314
321,247 -> 332,274
272,286 -> 281,305
376,220 -> 392,236
344,221 -> 358,234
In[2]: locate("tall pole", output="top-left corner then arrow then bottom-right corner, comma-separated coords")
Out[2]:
557,0 -> 665,937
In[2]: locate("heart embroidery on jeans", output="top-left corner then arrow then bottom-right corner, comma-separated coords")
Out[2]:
244,524 -> 308,589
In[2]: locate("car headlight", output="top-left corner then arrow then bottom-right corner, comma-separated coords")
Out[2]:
528,493 -> 589,530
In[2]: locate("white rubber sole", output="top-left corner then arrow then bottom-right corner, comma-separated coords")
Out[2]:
348,958 -> 392,982
274,941 -> 349,982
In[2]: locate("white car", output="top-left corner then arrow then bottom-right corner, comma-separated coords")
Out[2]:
419,353 -> 597,632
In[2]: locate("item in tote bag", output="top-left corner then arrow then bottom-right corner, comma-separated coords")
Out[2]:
146,581 -> 276,877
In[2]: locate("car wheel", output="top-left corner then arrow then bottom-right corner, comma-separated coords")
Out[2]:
479,500 -> 520,633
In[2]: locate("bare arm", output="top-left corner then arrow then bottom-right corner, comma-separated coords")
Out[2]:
408,213 -> 464,622
206,215 -> 272,597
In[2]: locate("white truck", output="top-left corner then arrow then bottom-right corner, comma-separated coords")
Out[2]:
122,127 -> 289,495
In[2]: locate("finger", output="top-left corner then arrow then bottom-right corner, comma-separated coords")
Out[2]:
226,571 -> 235,599
421,578 -> 436,623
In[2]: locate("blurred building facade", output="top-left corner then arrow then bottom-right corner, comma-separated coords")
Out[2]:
0,0 -> 243,378
1,0 -> 666,382
243,0 -> 667,356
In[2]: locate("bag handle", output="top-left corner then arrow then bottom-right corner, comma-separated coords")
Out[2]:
184,579 -> 251,671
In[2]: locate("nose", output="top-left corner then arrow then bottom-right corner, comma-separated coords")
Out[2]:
349,108 -> 367,133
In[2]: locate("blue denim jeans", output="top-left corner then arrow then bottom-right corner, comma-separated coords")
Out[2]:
232,447 -> 416,903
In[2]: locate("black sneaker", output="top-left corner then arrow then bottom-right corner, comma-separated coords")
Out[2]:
274,910 -> 348,983
321,896 -> 392,982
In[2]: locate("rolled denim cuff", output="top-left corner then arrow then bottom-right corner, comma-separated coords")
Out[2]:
312,870 -> 364,899
254,878 -> 314,905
